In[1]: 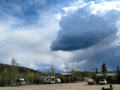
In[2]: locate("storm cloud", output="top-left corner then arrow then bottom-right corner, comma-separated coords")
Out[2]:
50,1 -> 120,51
0,0 -> 120,72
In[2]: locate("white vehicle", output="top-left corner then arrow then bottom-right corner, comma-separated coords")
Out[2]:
56,78 -> 61,83
99,79 -> 107,84
41,76 -> 55,84
87,79 -> 95,85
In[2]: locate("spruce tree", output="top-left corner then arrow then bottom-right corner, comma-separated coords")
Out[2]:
116,66 -> 120,83
101,62 -> 107,79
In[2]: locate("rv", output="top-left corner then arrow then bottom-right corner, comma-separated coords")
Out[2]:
41,76 -> 55,84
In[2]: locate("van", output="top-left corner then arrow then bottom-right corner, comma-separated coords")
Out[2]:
17,78 -> 26,85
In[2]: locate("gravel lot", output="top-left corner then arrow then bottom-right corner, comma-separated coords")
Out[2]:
0,82 -> 120,90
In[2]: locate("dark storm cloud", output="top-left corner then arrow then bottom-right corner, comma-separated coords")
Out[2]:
70,45 -> 120,71
50,2 -> 120,51
0,0 -> 75,25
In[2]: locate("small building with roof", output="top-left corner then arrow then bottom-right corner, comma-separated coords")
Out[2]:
96,73 -> 117,83
61,73 -> 72,82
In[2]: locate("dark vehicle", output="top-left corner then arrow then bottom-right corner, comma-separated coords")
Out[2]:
17,78 -> 26,85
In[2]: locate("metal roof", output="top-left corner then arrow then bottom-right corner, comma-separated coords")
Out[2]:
61,73 -> 72,75
96,73 -> 117,76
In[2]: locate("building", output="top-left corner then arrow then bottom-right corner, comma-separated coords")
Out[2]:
96,73 -> 117,83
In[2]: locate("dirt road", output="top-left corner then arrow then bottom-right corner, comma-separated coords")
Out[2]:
0,82 -> 120,90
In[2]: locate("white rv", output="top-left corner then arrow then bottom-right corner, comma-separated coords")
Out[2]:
41,76 -> 55,84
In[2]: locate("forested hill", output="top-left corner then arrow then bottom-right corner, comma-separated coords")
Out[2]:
0,63 -> 41,74
0,63 -> 42,86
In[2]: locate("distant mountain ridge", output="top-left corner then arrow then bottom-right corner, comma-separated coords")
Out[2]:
0,63 -> 41,73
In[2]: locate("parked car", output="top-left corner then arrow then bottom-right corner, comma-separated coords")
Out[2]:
99,79 -> 107,85
56,78 -> 61,83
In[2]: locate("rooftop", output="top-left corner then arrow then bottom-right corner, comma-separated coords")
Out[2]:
61,73 -> 72,75
96,73 -> 117,76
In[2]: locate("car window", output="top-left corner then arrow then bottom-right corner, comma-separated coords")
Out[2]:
100,79 -> 104,81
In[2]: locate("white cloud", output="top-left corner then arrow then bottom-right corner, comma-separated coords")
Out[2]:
50,0 -> 120,71
28,61 -> 37,70
55,12 -> 62,20
1,0 -> 120,72
59,64 -> 67,72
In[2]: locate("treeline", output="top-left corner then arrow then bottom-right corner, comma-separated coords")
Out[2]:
1,60 -> 120,86
0,63 -> 40,73
97,62 -> 120,84
0,63 -> 42,86
56,69 -> 97,83
0,62 -> 96,86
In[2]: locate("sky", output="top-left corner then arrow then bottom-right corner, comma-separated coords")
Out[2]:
0,0 -> 120,73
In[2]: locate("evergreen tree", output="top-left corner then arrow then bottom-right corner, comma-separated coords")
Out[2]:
101,62 -> 107,79
96,68 -> 98,73
116,66 -> 120,83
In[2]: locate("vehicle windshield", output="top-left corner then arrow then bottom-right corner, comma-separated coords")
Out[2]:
100,79 -> 104,81
20,80 -> 25,82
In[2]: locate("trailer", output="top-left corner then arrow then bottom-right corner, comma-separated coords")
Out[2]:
41,76 -> 55,84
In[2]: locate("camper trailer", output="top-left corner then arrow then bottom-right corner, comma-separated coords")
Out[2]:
41,76 -> 55,84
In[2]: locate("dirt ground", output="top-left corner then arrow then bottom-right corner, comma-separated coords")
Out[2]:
0,82 -> 120,90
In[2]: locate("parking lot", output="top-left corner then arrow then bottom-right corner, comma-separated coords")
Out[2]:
0,82 -> 120,90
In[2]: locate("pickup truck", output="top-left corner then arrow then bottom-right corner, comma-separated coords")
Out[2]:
87,79 -> 96,85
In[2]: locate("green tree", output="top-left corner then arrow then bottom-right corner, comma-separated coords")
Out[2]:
95,68 -> 98,80
48,65 -> 55,76
62,75 -> 67,83
71,68 -> 82,82
101,62 -> 107,79
71,68 -> 76,82
1,67 -> 8,85
86,71 -> 92,77
96,68 -> 98,73
116,66 -> 120,83
34,72 -> 41,84
11,58 -> 19,84
0,66 -> 12,86
75,71 -> 81,81
0,74 -> 2,86
25,70 -> 34,84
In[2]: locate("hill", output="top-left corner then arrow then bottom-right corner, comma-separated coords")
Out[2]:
0,63 -> 41,86
0,63 -> 40,73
